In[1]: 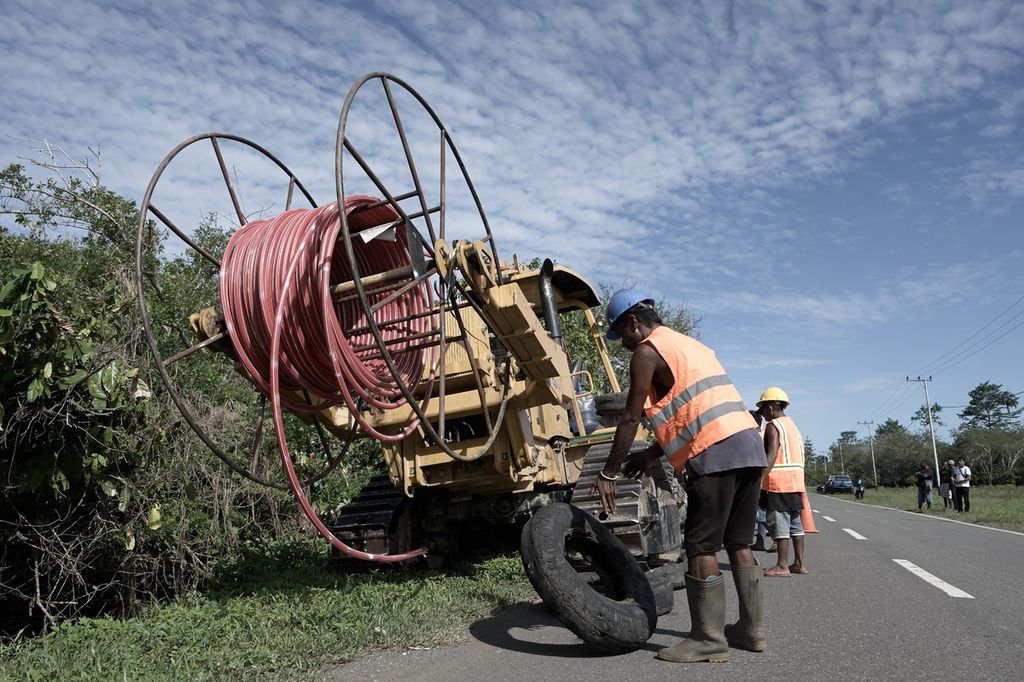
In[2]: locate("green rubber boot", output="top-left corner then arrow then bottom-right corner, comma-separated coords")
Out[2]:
724,564 -> 766,652
656,573 -> 729,663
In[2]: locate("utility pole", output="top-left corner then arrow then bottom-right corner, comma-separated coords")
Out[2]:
838,440 -> 845,473
907,376 -> 941,489
858,420 -> 878,487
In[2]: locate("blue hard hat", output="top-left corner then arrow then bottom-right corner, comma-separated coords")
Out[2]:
606,288 -> 655,340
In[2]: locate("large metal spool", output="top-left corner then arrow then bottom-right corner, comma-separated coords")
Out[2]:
135,73 -> 513,560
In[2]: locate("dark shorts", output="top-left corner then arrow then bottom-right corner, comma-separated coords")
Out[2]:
684,466 -> 764,557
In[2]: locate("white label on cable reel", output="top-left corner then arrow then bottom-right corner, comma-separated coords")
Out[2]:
359,221 -> 399,243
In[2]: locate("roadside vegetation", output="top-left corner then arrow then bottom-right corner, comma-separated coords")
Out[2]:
1,159 -> 382,638
0,542 -> 533,681
848,485 -> 1024,533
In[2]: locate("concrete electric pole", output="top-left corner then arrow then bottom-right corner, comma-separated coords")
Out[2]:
907,376 -> 942,489
858,420 -> 878,487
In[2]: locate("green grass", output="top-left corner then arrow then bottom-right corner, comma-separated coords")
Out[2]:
849,484 -> 1024,533
0,541 -> 534,682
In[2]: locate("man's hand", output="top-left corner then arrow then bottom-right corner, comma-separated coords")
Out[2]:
590,476 -> 618,515
622,445 -> 661,479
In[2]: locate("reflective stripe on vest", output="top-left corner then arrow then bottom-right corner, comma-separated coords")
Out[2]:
640,326 -> 757,472
763,415 -> 805,493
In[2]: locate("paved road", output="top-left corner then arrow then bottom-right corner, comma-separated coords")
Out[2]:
330,494 -> 1023,681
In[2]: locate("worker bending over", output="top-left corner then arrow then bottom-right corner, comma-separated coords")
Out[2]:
594,290 -> 767,663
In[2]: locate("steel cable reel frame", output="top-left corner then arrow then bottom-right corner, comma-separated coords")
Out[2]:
334,72 -> 512,461
134,132 -> 351,490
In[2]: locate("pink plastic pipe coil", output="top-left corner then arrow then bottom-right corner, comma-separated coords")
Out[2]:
220,195 -> 435,562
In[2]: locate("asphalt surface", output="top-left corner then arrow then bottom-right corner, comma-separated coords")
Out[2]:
329,493 -> 1023,681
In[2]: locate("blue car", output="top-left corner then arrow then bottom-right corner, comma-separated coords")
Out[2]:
825,474 -> 853,494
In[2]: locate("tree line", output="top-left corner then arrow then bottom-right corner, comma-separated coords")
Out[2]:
805,382 -> 1023,487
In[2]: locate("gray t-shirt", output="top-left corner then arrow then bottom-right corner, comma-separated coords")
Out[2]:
685,428 -> 768,477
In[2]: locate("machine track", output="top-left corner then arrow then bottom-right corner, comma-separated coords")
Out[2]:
329,473 -> 407,566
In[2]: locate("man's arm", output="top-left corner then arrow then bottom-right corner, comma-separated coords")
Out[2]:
601,344 -> 659,477
593,344 -> 659,514
761,422 -> 779,489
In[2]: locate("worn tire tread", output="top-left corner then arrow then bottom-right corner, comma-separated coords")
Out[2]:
520,503 -> 657,654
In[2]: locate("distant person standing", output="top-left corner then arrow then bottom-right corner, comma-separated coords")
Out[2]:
953,458 -> 972,512
914,462 -> 936,511
939,459 -> 955,510
757,387 -> 808,577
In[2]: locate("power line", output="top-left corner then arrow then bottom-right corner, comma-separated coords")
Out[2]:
913,292 -> 1024,375
887,387 -> 922,414
868,382 -> 916,419
867,381 -> 913,417
901,389 -> 1022,414
865,294 -> 1024,420
930,314 -> 1024,375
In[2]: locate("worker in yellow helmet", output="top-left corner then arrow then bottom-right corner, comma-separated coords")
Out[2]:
757,387 -> 808,577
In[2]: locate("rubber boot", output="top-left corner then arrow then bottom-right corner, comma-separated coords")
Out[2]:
724,565 -> 766,652
656,573 -> 729,663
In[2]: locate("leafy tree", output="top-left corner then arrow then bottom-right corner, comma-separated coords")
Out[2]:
954,426 -> 1024,485
843,418 -> 932,487
0,162 -> 299,636
560,281 -> 699,394
912,403 -> 943,430
875,418 -> 909,439
958,381 -> 1021,429
803,437 -> 832,486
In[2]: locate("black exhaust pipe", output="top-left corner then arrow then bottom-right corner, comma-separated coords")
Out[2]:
538,258 -> 563,342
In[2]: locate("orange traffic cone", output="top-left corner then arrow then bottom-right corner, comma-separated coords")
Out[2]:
800,491 -> 818,533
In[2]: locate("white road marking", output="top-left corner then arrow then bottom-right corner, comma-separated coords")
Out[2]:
815,494 -> 1024,537
843,528 -> 867,540
893,560 -> 974,599
822,515 -> 836,522
812,509 -> 820,513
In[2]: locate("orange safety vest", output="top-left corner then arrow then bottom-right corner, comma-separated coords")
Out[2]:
762,415 -> 805,493
641,326 -> 757,472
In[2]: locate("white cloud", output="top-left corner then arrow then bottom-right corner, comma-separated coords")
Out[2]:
1,0 -> 1022,311
728,356 -> 832,372
964,156 -> 1024,202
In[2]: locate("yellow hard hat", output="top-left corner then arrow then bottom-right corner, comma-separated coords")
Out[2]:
757,387 -> 789,406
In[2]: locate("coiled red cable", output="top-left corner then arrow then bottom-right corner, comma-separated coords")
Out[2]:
220,195 -> 435,561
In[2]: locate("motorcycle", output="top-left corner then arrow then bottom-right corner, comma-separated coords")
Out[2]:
854,479 -> 865,499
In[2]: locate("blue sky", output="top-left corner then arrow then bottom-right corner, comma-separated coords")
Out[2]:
2,0 -> 1022,451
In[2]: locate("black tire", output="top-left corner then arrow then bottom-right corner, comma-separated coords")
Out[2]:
649,562 -> 687,591
520,503 -> 657,654
594,392 -> 628,416
646,569 -> 675,615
